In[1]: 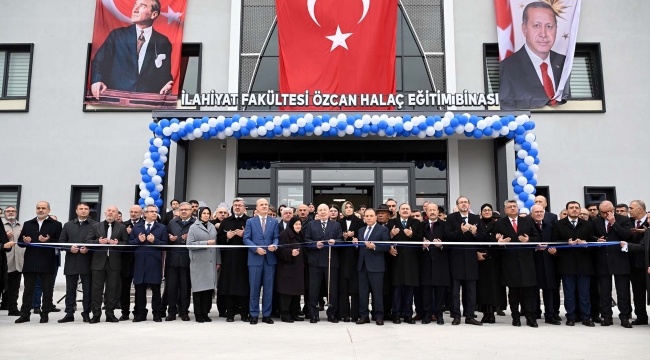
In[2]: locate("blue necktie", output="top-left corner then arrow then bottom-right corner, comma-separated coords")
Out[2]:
402,220 -> 407,228
146,223 -> 152,234
364,227 -> 372,241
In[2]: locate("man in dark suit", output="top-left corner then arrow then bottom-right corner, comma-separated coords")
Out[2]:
243,198 -> 279,325
387,203 -> 421,324
356,208 -> 390,326
444,196 -> 485,326
278,207 -> 294,233
165,202 -> 194,321
552,201 -> 595,327
592,201 -> 633,328
15,202 -> 62,324
304,204 -> 343,323
162,199 -> 180,225
128,204 -> 168,322
534,196 -> 561,318
493,200 -> 540,327
420,203 -> 449,325
90,0 -> 173,99
119,205 -> 143,321
499,1 -> 568,110
85,206 -> 128,323
627,200 -> 648,325
530,205 -> 561,325
58,203 -> 95,323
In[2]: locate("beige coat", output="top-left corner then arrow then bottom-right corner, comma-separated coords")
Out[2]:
3,219 -> 24,272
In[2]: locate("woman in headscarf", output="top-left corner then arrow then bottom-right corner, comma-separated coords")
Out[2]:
476,203 -> 507,323
275,216 -> 305,323
338,201 -> 363,322
187,207 -> 221,323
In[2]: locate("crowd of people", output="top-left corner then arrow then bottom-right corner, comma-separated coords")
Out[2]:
1,195 -> 649,328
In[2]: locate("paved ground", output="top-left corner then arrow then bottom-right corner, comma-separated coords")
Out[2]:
1,290 -> 649,360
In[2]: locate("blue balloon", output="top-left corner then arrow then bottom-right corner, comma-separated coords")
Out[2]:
150,191 -> 160,199
184,123 -> 194,133
516,158 -> 523,166
521,142 -> 532,151
273,126 -> 283,135
518,192 -> 529,202
247,120 -> 257,129
209,128 -> 218,137
524,170 -> 534,179
257,117 -> 266,127
162,138 -> 171,147
402,131 -> 411,138
512,179 -> 518,187
233,131 -> 242,139
140,167 -> 148,175
515,135 -> 525,144
434,130 -> 443,138
149,145 -> 158,153
528,148 -> 538,157
482,127 -> 493,136
298,128 -> 306,136
469,116 -> 479,125
459,116 -> 469,125
370,124 -> 379,133
418,122 -> 427,131
378,120 -> 388,130
216,123 -> 225,131
178,128 -> 187,137
201,116 -> 209,124
322,114 -> 330,122
154,127 -> 163,136
289,115 -> 297,124
473,129 -> 483,139
416,162 -> 424,169
155,199 -> 163,208
224,118 -> 233,128
426,116 -> 434,126
433,115 -> 441,123
154,161 -> 164,170
305,123 -> 315,133
346,117 -> 355,125
403,115 -> 411,122
158,170 -> 165,177
146,182 -> 156,192
138,198 -> 146,207
501,117 -> 510,126
337,121 -> 347,131
150,152 -> 160,162
149,138 -> 155,145
444,126 -> 455,135
507,115 -> 516,122
517,163 -> 529,172
464,131 -> 473,138
355,114 -> 362,120
385,127 -> 395,136
515,125 -> 525,135
193,118 -> 202,128
514,185 -> 523,194
312,118 -> 322,126
232,114 -> 241,122
170,134 -> 180,142
492,121 -> 503,130
525,199 -> 535,208
523,122 -> 533,130
281,119 -> 291,128
361,124 -> 370,133
170,118 -> 179,124
148,122 -> 158,131
240,128 -> 250,136
142,174 -> 152,183
329,128 -> 337,136
506,132 -> 515,139
353,129 -> 362,137
159,119 -> 170,128
411,127 -> 420,135
322,131 -> 330,138
394,123 -> 404,133
528,178 -> 538,186
529,122 -> 536,129
534,157 -> 540,165
266,131 -> 275,139
450,118 -> 459,127
202,132 -> 211,140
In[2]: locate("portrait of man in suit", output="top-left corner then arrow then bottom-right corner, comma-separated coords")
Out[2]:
499,1 -> 570,110
90,0 -> 173,99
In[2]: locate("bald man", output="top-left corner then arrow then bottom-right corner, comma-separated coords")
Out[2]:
591,201 -> 633,327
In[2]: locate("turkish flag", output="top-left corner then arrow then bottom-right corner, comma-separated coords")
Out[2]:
277,0 -> 397,110
494,0 -> 514,60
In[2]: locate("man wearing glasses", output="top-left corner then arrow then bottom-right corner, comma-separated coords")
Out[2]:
164,202 -> 194,321
128,205 -> 169,322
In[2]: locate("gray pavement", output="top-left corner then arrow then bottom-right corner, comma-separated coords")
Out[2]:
1,290 -> 649,360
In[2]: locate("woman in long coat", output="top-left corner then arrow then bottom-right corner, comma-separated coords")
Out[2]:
187,207 -> 221,323
275,217 -> 305,323
338,201 -> 363,322
476,203 -> 507,323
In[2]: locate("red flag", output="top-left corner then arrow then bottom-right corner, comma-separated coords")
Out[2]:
494,0 -> 514,60
277,0 -> 397,110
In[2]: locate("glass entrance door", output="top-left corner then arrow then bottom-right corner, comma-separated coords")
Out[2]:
312,186 -> 373,209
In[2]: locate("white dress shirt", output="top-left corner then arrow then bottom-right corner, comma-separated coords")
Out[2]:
135,26 -> 153,73
524,43 -> 556,93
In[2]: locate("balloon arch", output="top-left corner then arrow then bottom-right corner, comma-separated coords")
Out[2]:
141,111 -> 538,213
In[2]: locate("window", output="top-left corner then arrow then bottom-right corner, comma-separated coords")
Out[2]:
69,186 -> 103,222
0,185 -> 21,218
584,186 -> 616,208
484,43 -> 605,112
0,44 -> 34,112
238,166 -> 271,215
83,43 -> 202,112
535,186 -> 551,213
381,169 -> 409,205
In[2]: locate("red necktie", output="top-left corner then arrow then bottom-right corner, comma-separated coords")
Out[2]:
536,222 -> 542,232
512,219 -> 518,233
540,62 -> 557,106
636,220 -> 642,229
606,222 -> 612,233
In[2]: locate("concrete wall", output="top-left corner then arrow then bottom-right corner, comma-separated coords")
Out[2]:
458,140 -> 496,212
186,139 -> 227,208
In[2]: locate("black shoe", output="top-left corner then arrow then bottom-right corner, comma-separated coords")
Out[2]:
601,317 -> 613,326
356,317 -> 370,324
181,315 -> 190,321
106,314 -> 119,323
327,316 -> 338,323
512,318 -> 521,327
310,318 -> 318,323
241,315 -> 250,322
115,304 -> 121,310
262,316 -> 274,324
384,314 -> 393,321
119,315 -> 130,321
404,317 -> 416,324
393,317 -> 401,324
480,315 -> 490,324
496,310 -> 506,316
342,317 -> 351,323
281,317 -> 294,323
422,319 -> 431,324
297,310 -> 304,316
196,316 -> 205,323
592,316 -> 602,323
376,319 -> 384,326
226,317 -> 235,322
437,318 -> 445,325
8,310 -> 22,316
292,316 -> 305,322
39,313 -> 48,323
33,307 -> 41,314
203,316 -> 212,322
465,318 -> 482,326
489,315 -> 496,324
50,306 -> 61,313
553,315 -> 562,323
58,315 -> 74,323
621,320 -> 633,328
250,317 -> 258,325
15,315 -> 30,323
631,318 -> 648,325
165,314 -> 176,321
0,304 -> 7,310
545,318 -> 561,325
582,319 -> 595,327
566,319 -> 575,326
526,317 -> 538,328
133,316 -> 145,323
81,314 -> 90,323
90,316 -> 101,324
452,318 -> 461,325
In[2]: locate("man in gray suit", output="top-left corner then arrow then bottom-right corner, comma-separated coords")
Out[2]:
85,206 -> 129,323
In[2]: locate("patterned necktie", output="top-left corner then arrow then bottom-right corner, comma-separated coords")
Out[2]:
322,221 -> 326,236
261,217 -> 266,235
511,219 -> 518,233
571,220 -> 576,228
137,30 -> 145,55
430,221 -> 434,235
462,216 -> 467,224
540,62 -> 557,106
364,226 -> 372,241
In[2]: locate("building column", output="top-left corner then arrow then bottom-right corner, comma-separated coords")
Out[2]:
447,138 -> 460,205
224,138 -> 238,205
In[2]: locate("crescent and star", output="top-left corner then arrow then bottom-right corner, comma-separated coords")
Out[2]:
308,0 -> 370,51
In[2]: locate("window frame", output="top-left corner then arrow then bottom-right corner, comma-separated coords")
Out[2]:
584,186 -> 616,208
482,42 -> 606,113
0,43 -> 34,113
82,42 -> 203,112
69,185 -> 103,222
0,185 -> 22,218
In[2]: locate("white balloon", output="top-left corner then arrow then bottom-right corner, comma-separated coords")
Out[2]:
250,129 -> 258,138
170,123 -> 179,132
304,113 -> 314,122
143,159 -> 154,168
282,128 -> 291,137
517,176 -> 528,186
517,200 -> 525,208
464,123 -> 474,132
139,182 -> 147,190
345,125 -> 354,135
296,118 -> 306,127
476,120 -> 486,130
157,147 -> 168,155
433,122 -> 444,131
257,127 -> 267,136
217,132 -> 226,140
265,122 -> 274,130
519,208 -> 530,215
362,115 -> 371,124
159,155 -> 167,163
387,117 -> 397,127
208,117 -> 218,127
525,133 -> 536,143
153,138 -> 163,147
144,152 -> 151,159
152,175 -> 162,185
514,171 -> 523,178
425,127 -> 435,136
523,184 -> 535,194
444,111 -> 454,119
531,142 -> 539,149
354,119 -> 363,128
155,184 -> 163,192
403,122 -> 413,131
455,126 -> 465,134
485,117 -> 494,127
162,127 -> 172,136
524,156 -> 535,166
379,114 -> 389,121
528,194 -> 535,202
217,116 -> 225,123
338,130 -> 346,137
515,115 -> 526,125
273,116 -> 282,125
187,134 -> 195,141
239,117 -> 247,126
533,174 -> 538,180
289,124 -> 299,133
321,123 -> 331,132
147,167 -> 157,176
517,150 -> 528,159
500,127 -> 510,136
193,128 -> 203,138
200,123 -> 210,132
529,164 -> 539,173
281,114 -> 290,120
491,131 -> 500,138
313,127 -> 323,136
145,197 -> 154,205
231,122 -> 241,131
224,128 -> 234,136
514,143 -> 522,151
411,116 -> 421,126
508,121 -> 518,131
441,117 -> 451,127
417,131 -> 426,139
328,118 -> 337,127
520,114 -> 530,122
371,115 -> 380,125
337,113 -> 347,121
179,121 -> 186,129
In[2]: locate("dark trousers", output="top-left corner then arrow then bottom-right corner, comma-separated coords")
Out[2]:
630,267 -> 648,321
32,270 -> 57,308
338,278 -> 360,320
120,274 -> 135,316
217,292 -> 226,316
225,294 -> 249,319
535,288 -> 558,319
562,274 -> 591,320
508,286 -> 536,319
359,265 -> 384,320
553,277 -> 561,316
302,258 -> 310,313
392,285 -> 414,318
413,286 -> 424,317
451,279 -> 476,319
193,290 -> 213,318
308,266 -> 338,318
91,264 -> 120,317
65,274 -> 92,316
589,275 -> 600,318
166,266 -> 191,316
422,285 -> 446,318
279,294 -> 301,318
2,271 -> 21,311
134,283 -> 162,319
599,274 -> 631,320
21,272 -> 54,315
